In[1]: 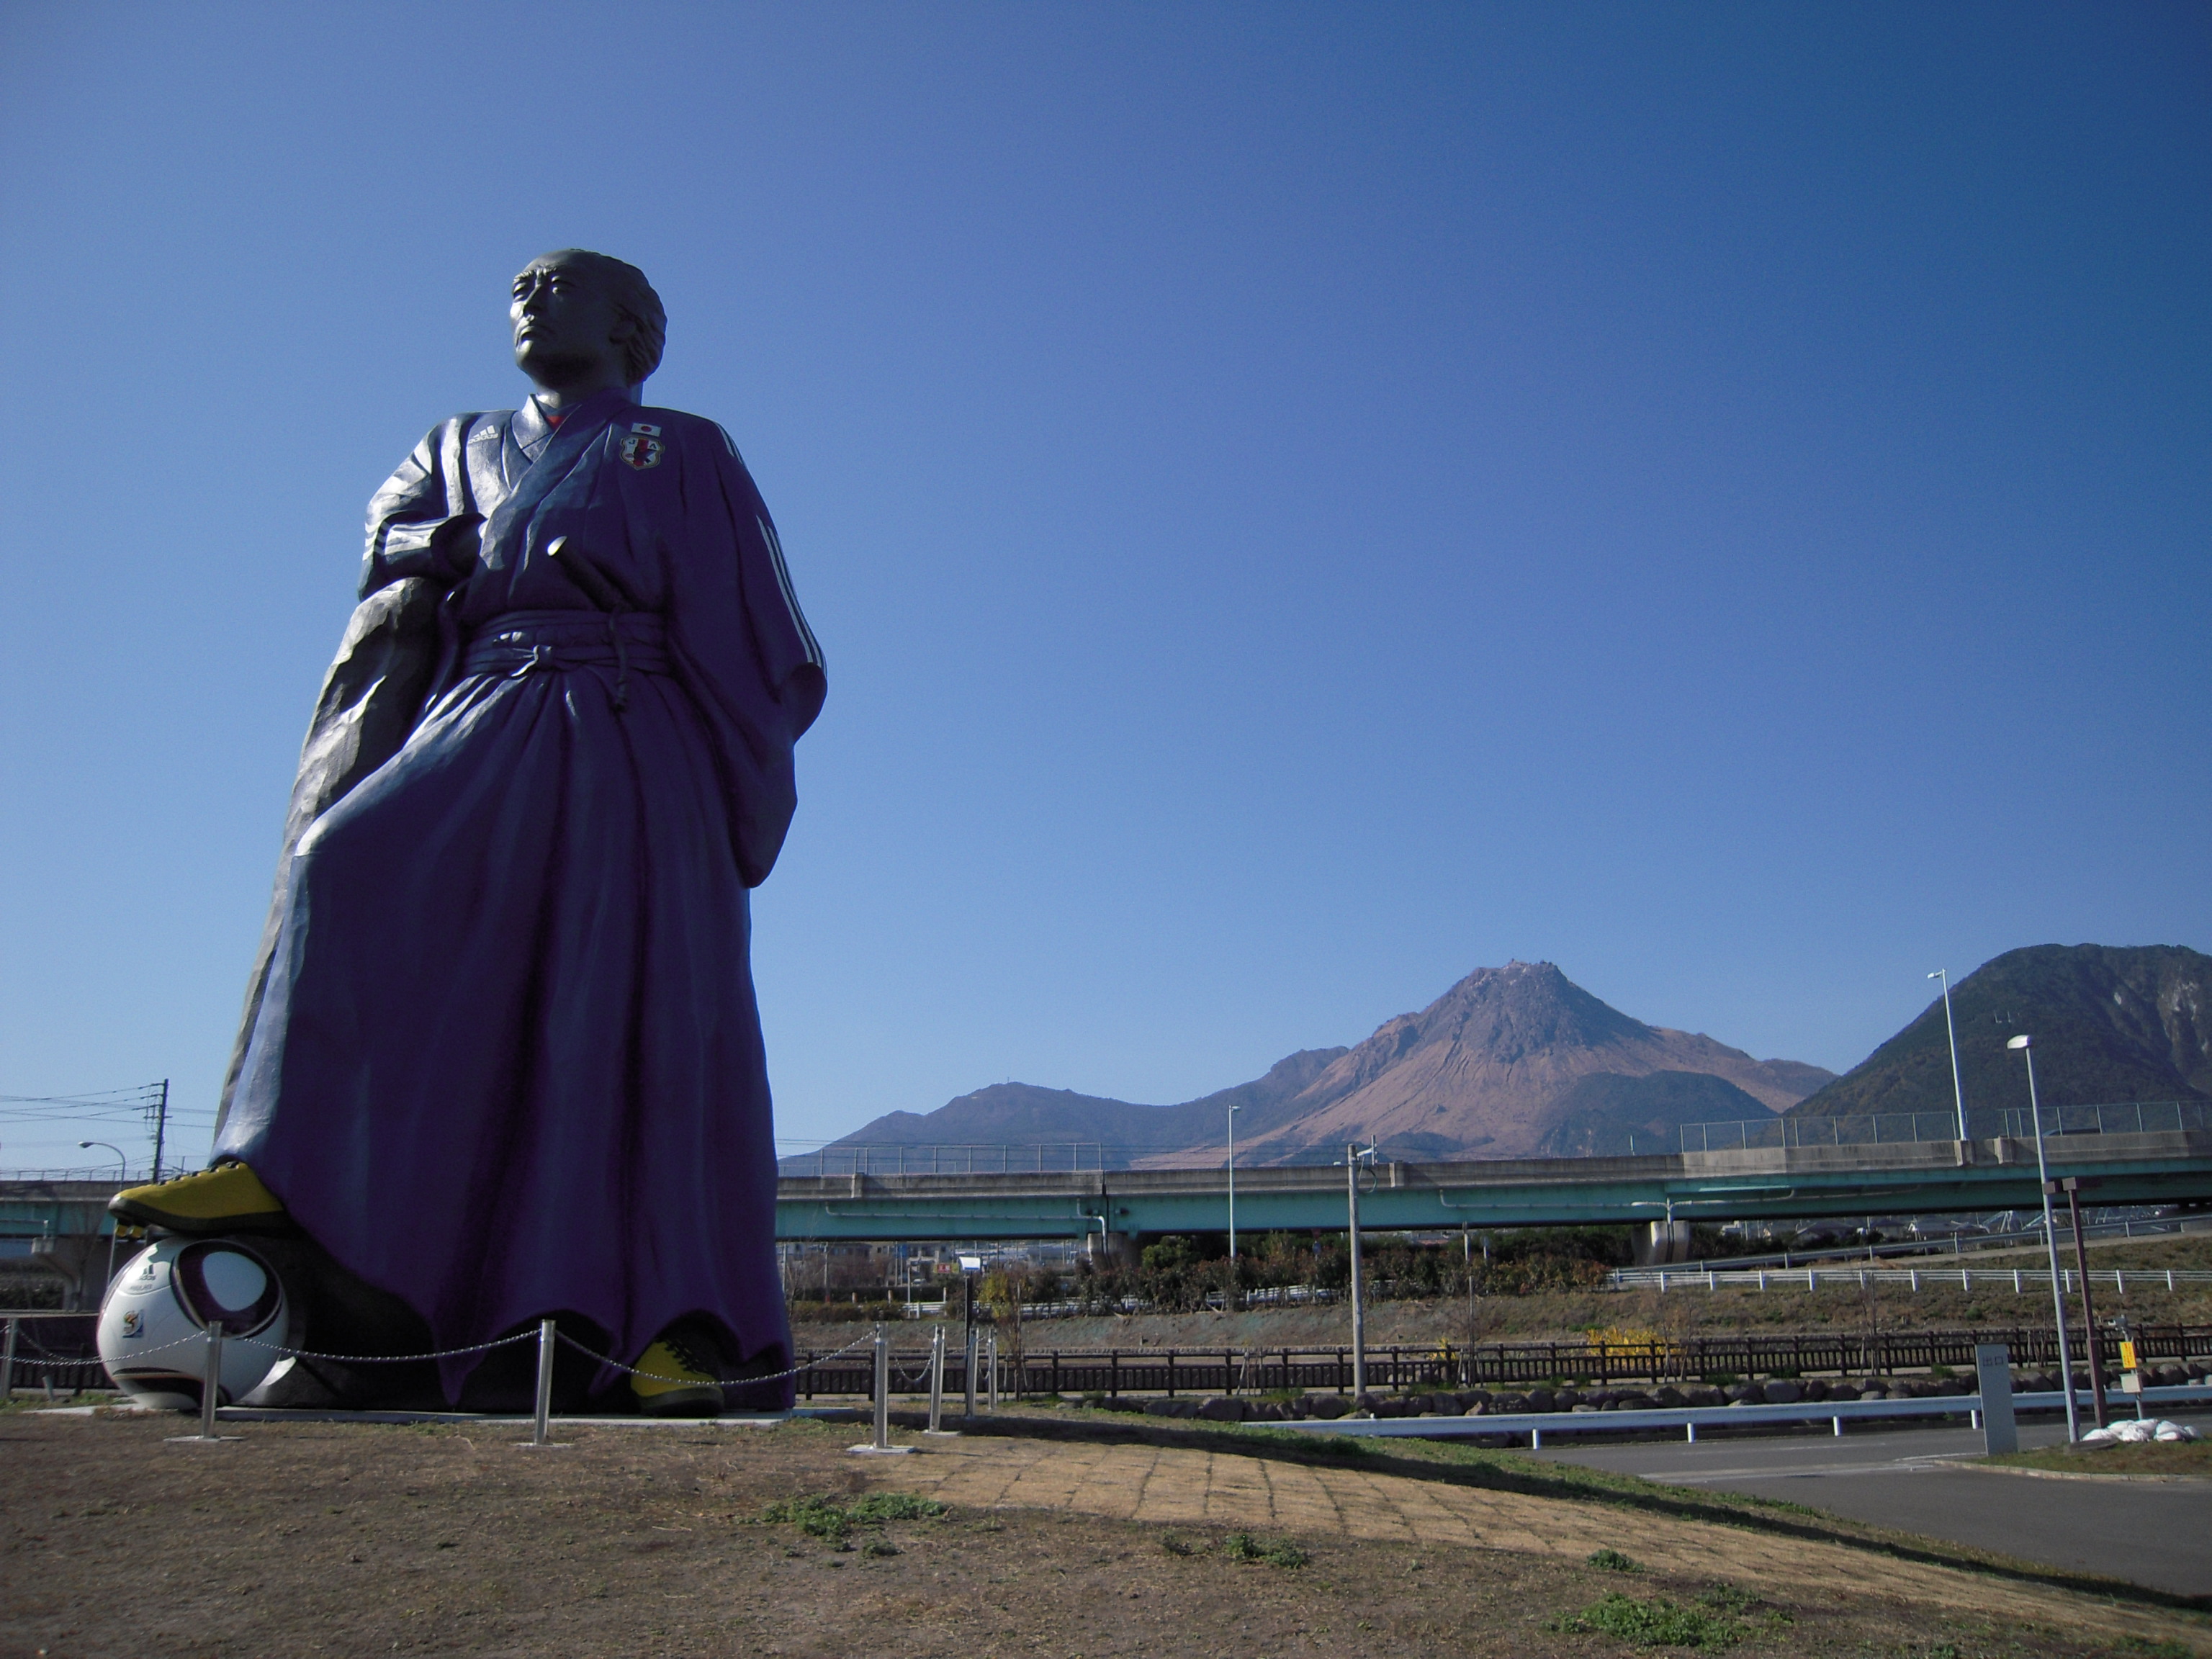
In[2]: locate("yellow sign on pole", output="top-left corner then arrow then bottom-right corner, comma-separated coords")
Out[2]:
2118,1340 -> 2139,1372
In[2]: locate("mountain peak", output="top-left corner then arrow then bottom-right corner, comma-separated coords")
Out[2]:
1237,961 -> 1806,1159
818,961 -> 1834,1166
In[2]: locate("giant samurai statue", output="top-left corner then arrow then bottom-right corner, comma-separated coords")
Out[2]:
112,251 -> 826,1415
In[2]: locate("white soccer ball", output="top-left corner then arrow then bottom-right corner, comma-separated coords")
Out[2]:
97,1238 -> 290,1411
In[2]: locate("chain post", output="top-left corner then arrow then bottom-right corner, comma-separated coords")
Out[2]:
926,1324 -> 948,1434
199,1326 -> 223,1439
873,1325 -> 891,1447
848,1323 -> 912,1455
532,1318 -> 557,1445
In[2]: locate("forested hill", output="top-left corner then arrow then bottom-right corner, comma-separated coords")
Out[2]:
1789,944 -> 2211,1123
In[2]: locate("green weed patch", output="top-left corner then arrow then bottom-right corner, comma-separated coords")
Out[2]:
1223,1530 -> 1309,1568
1551,1590 -> 1746,1650
757,1491 -> 948,1545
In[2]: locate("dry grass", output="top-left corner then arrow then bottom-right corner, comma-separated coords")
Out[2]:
5,1406 -> 2209,1658
1982,1437 -> 2212,1479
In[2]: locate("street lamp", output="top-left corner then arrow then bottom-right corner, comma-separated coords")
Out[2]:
80,1141 -> 128,1292
1344,1142 -> 1377,1405
2008,1035 -> 2080,1442
79,1139 -> 127,1179
1226,1103 -> 1239,1262
1928,971 -> 1967,1141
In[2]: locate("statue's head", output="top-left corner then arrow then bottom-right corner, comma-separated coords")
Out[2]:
511,249 -> 667,396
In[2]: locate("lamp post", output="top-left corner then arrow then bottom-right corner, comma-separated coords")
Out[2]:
81,1141 -> 128,1292
1928,971 -> 1967,1142
1226,1103 -> 1239,1262
2008,1035 -> 2080,1442
1345,1143 -> 1375,1404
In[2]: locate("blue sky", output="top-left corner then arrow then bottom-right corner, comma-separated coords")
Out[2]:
2,4 -> 2206,1170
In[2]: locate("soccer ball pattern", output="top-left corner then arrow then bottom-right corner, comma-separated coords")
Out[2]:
97,1239 -> 290,1411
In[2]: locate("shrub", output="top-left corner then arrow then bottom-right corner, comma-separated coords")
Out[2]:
1587,1548 -> 1642,1573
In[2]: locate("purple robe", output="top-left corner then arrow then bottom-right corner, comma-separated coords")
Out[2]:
214,387 -> 824,1403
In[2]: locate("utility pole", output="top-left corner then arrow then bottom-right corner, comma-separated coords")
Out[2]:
962,1257 -> 979,1419
149,1079 -> 170,1184
2059,1177 -> 2108,1426
2010,1035 -> 2080,1442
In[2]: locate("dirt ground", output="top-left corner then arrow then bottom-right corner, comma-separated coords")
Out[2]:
4,1403 -> 2208,1658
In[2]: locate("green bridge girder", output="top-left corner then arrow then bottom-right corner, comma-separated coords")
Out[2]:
773,1130 -> 2212,1242
6,1131 -> 2208,1251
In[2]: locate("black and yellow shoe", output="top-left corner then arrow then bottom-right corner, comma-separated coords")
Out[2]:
631,1331 -> 725,1418
108,1161 -> 290,1235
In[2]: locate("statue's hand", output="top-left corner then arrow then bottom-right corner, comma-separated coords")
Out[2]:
435,514 -> 485,580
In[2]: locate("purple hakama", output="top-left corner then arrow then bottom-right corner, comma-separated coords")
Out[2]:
213,387 -> 824,1403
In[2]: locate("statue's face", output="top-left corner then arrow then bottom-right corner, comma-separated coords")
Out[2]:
511,256 -> 631,392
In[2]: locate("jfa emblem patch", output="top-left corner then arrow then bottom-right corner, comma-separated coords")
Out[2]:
621,422 -> 664,470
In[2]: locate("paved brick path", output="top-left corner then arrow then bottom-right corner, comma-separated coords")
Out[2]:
869,1432 -> 2207,1647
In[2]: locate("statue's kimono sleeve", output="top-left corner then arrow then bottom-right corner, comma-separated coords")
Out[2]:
361,416 -> 485,595
663,420 -> 827,887
214,417 -> 482,1131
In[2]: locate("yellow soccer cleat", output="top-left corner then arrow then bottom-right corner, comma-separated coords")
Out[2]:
631,1331 -> 725,1418
108,1161 -> 289,1235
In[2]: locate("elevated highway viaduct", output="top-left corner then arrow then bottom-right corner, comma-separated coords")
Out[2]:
7,1129 -> 2210,1297
772,1128 -> 2212,1251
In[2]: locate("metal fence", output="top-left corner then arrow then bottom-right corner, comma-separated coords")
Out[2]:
0,1311 -> 105,1393
1679,1100 -> 2212,1153
777,1143 -> 1119,1177
776,1103 -> 2212,1172
1613,1264 -> 2212,1294
786,1322 -> 2212,1398
17,1309 -> 2208,1403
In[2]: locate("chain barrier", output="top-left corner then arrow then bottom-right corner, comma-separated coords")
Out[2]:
4,1322 -> 871,1389
230,1330 -> 539,1365
5,1329 -> 207,1369
555,1326 -> 876,1388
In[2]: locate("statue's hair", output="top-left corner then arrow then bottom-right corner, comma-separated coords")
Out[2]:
526,249 -> 667,384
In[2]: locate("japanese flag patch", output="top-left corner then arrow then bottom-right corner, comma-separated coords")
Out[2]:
621,422 -> 664,470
